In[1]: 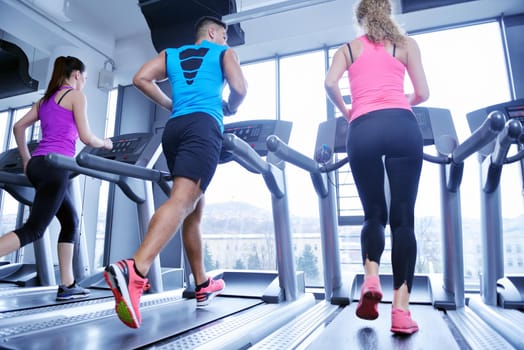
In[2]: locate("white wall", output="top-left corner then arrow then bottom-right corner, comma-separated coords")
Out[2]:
2,0 -> 524,109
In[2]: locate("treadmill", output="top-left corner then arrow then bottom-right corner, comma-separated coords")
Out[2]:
256,107 -> 516,349
0,141 -> 55,289
0,141 -> 142,322
0,120 -> 315,349
44,132 -> 189,296
464,99 -> 524,349
266,117 -> 352,307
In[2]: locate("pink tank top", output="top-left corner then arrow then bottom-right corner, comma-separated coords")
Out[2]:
32,86 -> 79,157
348,35 -> 411,122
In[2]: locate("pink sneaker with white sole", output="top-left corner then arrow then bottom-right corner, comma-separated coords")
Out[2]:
391,307 -> 419,335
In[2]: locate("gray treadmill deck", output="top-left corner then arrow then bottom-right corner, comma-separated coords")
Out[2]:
1,296 -> 262,349
306,303 -> 461,350
0,287 -> 112,313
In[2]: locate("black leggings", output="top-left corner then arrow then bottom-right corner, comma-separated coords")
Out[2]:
347,109 -> 423,292
14,156 -> 79,247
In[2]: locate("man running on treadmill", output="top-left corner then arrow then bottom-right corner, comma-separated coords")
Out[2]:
104,16 -> 247,328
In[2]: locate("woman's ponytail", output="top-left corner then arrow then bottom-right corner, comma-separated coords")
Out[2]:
41,56 -> 85,102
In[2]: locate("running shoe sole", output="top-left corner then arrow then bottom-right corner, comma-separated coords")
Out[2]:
56,294 -> 90,301
104,264 -> 140,328
196,282 -> 225,307
391,325 -> 419,335
356,290 -> 382,320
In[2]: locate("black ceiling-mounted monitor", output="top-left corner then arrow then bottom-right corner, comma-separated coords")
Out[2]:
139,0 -> 245,51
0,39 -> 39,99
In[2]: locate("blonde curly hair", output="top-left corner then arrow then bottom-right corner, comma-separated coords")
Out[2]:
355,0 -> 405,45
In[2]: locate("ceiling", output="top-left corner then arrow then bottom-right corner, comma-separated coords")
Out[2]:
1,0 -> 524,104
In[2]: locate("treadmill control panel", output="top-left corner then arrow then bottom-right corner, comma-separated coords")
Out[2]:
316,108 -> 454,155
0,141 -> 39,173
467,99 -> 524,156
467,99 -> 524,132
505,104 -> 524,124
80,132 -> 153,164
223,120 -> 292,157
412,107 -> 436,146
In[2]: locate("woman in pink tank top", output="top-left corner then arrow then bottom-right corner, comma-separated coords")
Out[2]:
325,0 -> 429,335
0,56 -> 112,300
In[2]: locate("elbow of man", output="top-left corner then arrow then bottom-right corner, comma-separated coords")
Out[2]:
132,74 -> 146,90
231,84 -> 247,100
12,123 -> 20,135
238,85 -> 248,99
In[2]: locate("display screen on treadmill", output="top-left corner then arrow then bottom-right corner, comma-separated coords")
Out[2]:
89,134 -> 150,164
412,108 -> 434,146
506,105 -> 524,123
224,124 -> 262,142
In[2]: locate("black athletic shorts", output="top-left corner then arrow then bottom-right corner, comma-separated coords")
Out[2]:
161,112 -> 223,192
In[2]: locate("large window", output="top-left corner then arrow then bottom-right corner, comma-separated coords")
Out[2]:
230,60 -> 277,122
203,60 -> 278,271
0,106 -> 33,262
0,110 -> 12,262
93,88 -> 119,268
280,50 -> 327,286
0,111 -> 10,150
204,53 -> 329,285
411,22 -> 513,288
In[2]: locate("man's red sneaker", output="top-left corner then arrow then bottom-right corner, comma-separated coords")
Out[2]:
104,259 -> 149,328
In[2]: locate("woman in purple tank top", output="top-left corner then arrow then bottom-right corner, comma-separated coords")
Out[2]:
325,0 -> 429,335
0,56 -> 113,300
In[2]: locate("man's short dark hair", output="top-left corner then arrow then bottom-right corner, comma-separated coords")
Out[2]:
194,16 -> 227,34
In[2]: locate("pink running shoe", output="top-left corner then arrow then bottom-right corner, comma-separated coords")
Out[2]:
356,275 -> 383,320
104,259 -> 150,328
391,307 -> 419,335
195,277 -> 225,307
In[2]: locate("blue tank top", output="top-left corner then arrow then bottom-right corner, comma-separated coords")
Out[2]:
166,40 -> 228,131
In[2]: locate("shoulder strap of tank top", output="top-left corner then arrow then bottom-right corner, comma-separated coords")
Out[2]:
56,88 -> 73,106
346,43 -> 354,63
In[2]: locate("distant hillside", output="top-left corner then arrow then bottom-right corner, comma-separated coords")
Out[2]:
202,201 -> 321,234
202,202 -> 523,236
204,201 -> 272,219
502,213 -> 524,231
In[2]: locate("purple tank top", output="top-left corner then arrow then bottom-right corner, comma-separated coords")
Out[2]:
32,87 -> 79,157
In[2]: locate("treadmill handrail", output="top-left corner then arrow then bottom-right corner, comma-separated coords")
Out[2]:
452,110 -> 506,164
76,153 -> 171,183
423,153 -> 450,164
504,148 -> 524,164
45,153 -> 120,183
492,119 -> 522,166
222,133 -> 270,174
47,152 -> 157,203
76,153 -> 173,197
0,171 -> 31,187
266,135 -> 319,173
422,110 -> 505,165
319,157 -> 348,173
